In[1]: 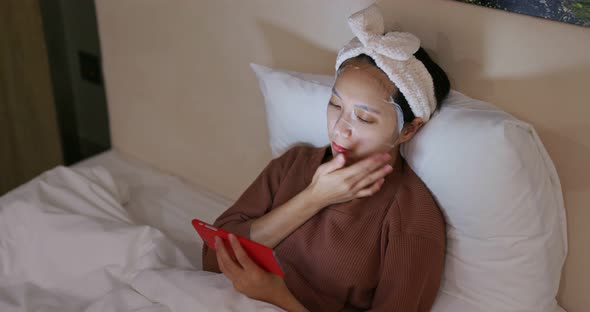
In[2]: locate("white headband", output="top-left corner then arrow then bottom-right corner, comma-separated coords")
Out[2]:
335,4 -> 436,122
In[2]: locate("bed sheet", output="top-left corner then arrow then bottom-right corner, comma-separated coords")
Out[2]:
73,150 -> 234,268
0,150 -> 283,312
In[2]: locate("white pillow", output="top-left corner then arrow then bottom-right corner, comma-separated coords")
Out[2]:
250,64 -> 567,312
250,63 -> 333,157
403,91 -> 567,312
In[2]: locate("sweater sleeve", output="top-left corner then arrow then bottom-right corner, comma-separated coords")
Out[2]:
202,152 -> 287,272
369,202 -> 445,311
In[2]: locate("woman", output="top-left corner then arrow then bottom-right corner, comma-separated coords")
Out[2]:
203,5 -> 450,312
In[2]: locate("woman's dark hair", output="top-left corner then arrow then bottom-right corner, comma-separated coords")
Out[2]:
339,48 -> 451,123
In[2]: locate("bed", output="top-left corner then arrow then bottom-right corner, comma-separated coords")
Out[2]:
1,0 -> 587,311
0,150 -> 284,311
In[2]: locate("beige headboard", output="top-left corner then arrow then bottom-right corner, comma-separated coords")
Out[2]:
95,0 -> 590,310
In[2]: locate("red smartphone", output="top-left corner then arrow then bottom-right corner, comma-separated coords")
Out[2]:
192,219 -> 285,277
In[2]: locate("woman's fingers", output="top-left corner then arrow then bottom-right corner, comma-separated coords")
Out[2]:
356,178 -> 386,198
317,153 -> 346,176
341,153 -> 391,184
308,152 -> 392,206
216,236 -> 241,280
353,163 -> 393,192
228,234 -> 261,273
216,248 -> 226,273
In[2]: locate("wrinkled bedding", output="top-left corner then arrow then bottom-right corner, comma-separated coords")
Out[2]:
0,165 -> 283,312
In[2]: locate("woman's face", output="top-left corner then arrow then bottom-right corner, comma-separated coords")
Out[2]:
327,61 -> 400,164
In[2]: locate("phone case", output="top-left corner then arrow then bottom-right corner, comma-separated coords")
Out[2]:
192,219 -> 285,277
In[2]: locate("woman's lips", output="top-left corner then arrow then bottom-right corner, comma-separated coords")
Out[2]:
331,142 -> 349,153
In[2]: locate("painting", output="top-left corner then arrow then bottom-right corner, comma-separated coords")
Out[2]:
455,0 -> 590,28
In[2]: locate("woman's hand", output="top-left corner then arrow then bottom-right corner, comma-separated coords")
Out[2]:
305,152 -> 393,207
216,234 -> 307,311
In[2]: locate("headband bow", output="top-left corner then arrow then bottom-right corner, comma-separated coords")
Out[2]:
336,4 -> 436,122
348,6 -> 420,62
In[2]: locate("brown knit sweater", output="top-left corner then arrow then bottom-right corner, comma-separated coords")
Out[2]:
203,146 -> 446,311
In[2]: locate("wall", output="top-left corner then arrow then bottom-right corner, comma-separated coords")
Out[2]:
95,0 -> 590,310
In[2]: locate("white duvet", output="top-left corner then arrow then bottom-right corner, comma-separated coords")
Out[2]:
0,166 -> 283,312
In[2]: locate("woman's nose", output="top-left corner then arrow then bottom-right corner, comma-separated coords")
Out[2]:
333,116 -> 353,138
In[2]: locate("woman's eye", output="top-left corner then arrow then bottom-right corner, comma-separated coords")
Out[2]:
357,117 -> 374,124
328,102 -> 341,109
354,110 -> 375,124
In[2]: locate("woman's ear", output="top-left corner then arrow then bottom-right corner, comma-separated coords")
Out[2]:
398,118 -> 424,144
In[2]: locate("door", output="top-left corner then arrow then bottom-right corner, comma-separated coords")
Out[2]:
0,0 -> 63,195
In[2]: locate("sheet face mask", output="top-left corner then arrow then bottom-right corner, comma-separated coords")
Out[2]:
327,92 -> 405,160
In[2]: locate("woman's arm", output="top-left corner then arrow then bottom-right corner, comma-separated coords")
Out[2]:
249,187 -> 322,248
369,233 -> 445,312
251,152 -> 393,248
269,286 -> 309,312
203,151 -> 392,270
369,195 -> 446,312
